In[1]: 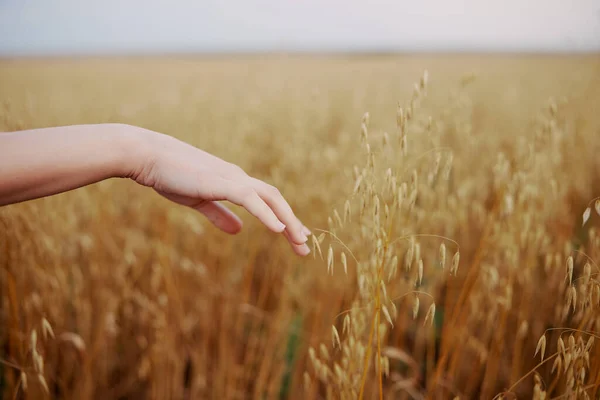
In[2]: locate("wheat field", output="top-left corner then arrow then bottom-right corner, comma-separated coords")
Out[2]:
1,54 -> 600,399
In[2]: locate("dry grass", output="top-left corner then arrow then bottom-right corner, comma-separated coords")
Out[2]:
1,54 -> 600,399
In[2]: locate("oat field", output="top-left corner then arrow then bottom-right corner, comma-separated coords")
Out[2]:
1,54 -> 600,399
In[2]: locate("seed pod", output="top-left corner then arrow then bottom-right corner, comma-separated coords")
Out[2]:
439,243 -> 446,269
380,280 -> 388,300
424,303 -> 436,327
41,318 -> 55,340
451,251 -> 460,275
390,301 -> 398,319
566,256 -> 573,285
388,255 -> 398,282
21,372 -> 27,391
327,246 -> 334,274
585,336 -> 594,352
535,335 -> 547,361
333,209 -> 343,227
343,315 -> 350,335
332,325 -> 341,349
344,200 -> 351,223
30,330 -> 37,351
412,296 -> 420,319
38,374 -> 49,394
360,122 -> 368,142
583,207 -> 591,226
303,372 -> 311,391
382,305 -> 394,327
551,356 -> 562,376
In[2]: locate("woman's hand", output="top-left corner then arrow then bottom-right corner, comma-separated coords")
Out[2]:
131,128 -> 311,256
0,123 -> 311,256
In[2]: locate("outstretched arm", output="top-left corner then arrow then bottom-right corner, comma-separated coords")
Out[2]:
0,123 -> 311,255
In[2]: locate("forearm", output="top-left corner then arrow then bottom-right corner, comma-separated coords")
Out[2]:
0,124 -> 144,206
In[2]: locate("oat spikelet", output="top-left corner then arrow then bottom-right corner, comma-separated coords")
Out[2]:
583,207 -> 591,226
41,318 -> 55,340
451,251 -> 460,275
388,255 -> 398,282
566,256 -> 573,285
382,356 -> 390,378
327,246 -> 334,274
439,243 -> 446,269
308,347 -> 317,364
396,106 -> 404,126
405,237 -> 415,270
535,335 -> 547,361
424,303 -> 436,327
30,330 -> 37,351
20,371 -> 27,391
334,363 -> 344,383
417,259 -> 423,286
353,175 -> 363,195
585,336 -> 594,351
38,374 -> 49,394
421,69 -> 429,89
33,352 -> 44,374
342,315 -> 350,335
414,243 -> 421,264
303,372 -> 311,391
362,111 -> 370,126
340,251 -> 348,275
584,261 -> 591,278
413,296 -> 420,319
380,280 -> 388,300
595,199 -> 600,216
570,285 -> 577,311
344,200 -> 351,222
411,170 -> 418,190
311,235 -> 323,260
333,209 -> 343,227
360,122 -> 368,142
317,233 -> 325,244
382,305 -> 394,327
551,356 -> 562,376
558,336 -> 566,356
332,325 -> 341,349
390,300 -> 398,319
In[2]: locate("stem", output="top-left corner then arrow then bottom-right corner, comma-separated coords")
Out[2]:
358,310 -> 377,400
377,305 -> 383,400
389,234 -> 460,251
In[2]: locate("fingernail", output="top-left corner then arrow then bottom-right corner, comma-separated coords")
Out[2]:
300,233 -> 308,243
298,243 -> 311,256
302,226 -> 312,236
276,221 -> 286,232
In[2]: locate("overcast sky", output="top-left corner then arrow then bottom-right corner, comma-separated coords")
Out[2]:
1,0 -> 599,55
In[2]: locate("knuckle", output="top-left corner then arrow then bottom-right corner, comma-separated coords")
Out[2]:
266,184 -> 281,197
230,164 -> 247,176
237,186 -> 256,201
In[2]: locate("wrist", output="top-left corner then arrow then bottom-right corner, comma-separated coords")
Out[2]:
108,123 -> 156,180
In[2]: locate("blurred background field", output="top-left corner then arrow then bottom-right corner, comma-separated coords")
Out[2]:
1,54 -> 600,399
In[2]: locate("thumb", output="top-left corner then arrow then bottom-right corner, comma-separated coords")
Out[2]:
193,200 -> 243,235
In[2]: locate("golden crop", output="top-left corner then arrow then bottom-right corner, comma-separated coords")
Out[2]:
1,54 -> 600,399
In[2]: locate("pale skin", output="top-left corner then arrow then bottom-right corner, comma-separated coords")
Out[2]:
0,123 -> 311,256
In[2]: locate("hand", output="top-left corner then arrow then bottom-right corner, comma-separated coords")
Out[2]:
131,128 -> 311,256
